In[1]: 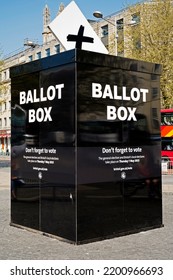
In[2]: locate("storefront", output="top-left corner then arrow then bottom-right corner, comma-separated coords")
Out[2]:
0,130 -> 11,154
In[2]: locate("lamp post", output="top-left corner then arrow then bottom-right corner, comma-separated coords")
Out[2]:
93,11 -> 137,57
93,11 -> 118,56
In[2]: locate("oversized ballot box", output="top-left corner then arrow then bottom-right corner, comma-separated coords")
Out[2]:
10,49 -> 163,244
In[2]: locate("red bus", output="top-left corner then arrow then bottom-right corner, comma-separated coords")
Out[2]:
161,108 -> 173,167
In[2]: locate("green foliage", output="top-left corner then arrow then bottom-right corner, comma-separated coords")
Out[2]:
125,0 -> 173,108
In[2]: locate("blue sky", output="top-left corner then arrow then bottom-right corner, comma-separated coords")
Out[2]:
0,0 -> 141,56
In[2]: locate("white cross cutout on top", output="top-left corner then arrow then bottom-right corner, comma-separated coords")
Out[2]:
48,1 -> 108,54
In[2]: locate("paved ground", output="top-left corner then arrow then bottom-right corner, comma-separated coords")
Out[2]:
0,166 -> 173,260
0,155 -> 10,168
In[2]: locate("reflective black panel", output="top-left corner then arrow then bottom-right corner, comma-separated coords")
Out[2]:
11,54 -> 76,242
10,49 -> 162,244
11,72 -> 40,230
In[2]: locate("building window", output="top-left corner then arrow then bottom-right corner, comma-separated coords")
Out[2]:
8,101 -> 11,110
3,69 -> 9,80
0,118 -> 2,128
4,102 -> 7,111
55,44 -> 60,54
131,13 -> 140,24
116,18 -> 124,56
28,55 -> 33,62
152,107 -> 158,118
3,71 -> 7,80
37,52 -> 42,59
101,25 -> 108,37
152,87 -> 158,98
135,40 -> 141,49
116,18 -> 124,30
4,117 -> 7,127
151,74 -> 157,81
46,48 -> 50,57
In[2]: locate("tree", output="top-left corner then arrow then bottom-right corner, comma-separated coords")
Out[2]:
124,0 -> 173,108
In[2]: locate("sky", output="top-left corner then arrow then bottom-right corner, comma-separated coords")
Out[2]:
0,0 -> 141,57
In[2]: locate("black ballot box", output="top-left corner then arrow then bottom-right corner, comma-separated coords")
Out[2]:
10,49 -> 163,244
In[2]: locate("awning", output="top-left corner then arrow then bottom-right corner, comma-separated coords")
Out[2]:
0,131 -> 11,138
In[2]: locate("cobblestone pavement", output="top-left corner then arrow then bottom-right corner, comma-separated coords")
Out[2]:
0,167 -> 173,260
